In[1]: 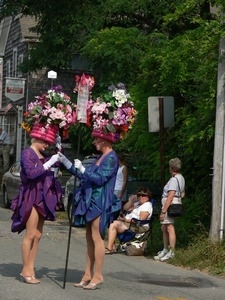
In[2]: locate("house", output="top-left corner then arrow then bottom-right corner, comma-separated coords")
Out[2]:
0,15 -> 86,170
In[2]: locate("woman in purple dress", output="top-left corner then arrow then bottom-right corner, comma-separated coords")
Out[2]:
11,136 -> 62,284
59,131 -> 119,290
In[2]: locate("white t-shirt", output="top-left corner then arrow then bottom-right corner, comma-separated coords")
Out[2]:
162,174 -> 185,198
114,165 -> 125,190
161,174 -> 185,207
125,201 -> 153,221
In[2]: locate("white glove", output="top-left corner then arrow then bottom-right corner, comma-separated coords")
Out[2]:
74,159 -> 85,173
43,154 -> 60,170
58,153 -> 72,169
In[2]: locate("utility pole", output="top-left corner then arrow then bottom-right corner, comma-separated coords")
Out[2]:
210,36 -> 225,241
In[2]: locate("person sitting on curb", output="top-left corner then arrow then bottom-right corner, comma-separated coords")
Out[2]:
105,187 -> 153,254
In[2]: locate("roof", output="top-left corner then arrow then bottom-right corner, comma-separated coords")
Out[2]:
19,15 -> 39,39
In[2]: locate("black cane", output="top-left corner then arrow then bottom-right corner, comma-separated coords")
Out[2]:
63,128 -> 81,289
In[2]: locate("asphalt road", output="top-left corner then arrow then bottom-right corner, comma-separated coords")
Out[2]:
1,203 -> 225,300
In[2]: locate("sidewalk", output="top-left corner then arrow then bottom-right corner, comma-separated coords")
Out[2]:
1,209 -> 225,300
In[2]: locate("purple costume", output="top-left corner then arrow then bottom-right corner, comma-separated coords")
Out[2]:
70,151 -> 119,238
11,148 -> 62,233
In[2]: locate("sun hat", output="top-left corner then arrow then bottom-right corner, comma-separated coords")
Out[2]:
85,82 -> 137,143
22,85 -> 77,142
30,123 -> 59,144
91,129 -> 120,143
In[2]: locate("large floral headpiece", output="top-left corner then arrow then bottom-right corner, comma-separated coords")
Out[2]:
22,85 -> 77,142
87,83 -> 137,142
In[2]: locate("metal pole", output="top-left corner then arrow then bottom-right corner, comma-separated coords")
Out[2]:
159,97 -> 165,189
63,128 -> 81,289
16,106 -> 23,161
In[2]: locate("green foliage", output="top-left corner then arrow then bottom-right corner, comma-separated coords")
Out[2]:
82,26 -> 149,85
1,0 -> 225,247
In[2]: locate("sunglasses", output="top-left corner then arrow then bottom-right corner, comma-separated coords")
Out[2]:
137,193 -> 148,197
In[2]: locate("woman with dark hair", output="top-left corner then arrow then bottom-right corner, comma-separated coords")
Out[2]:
105,187 -> 153,254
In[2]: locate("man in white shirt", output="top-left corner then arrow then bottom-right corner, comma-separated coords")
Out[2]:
0,128 -> 11,171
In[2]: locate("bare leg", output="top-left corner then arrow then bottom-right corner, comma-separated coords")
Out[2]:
162,224 -> 169,249
167,224 -> 176,249
90,216 -> 104,283
21,207 -> 44,277
80,222 -> 94,282
81,216 -> 104,284
106,220 -> 128,250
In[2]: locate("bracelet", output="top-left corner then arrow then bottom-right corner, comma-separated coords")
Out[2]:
161,211 -> 166,214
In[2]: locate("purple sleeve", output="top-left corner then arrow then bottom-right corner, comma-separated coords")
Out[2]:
21,149 -> 46,180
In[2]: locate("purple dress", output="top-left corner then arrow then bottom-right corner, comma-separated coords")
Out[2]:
69,151 -> 119,238
11,148 -> 62,233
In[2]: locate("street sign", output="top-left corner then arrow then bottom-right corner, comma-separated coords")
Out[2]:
5,78 -> 26,101
47,70 -> 57,79
148,96 -> 174,132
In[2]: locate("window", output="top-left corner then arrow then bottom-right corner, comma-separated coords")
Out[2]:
0,114 -> 16,145
17,54 -> 24,77
12,48 -> 17,77
6,60 -> 11,77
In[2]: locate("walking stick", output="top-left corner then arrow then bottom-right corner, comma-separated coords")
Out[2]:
63,128 -> 81,289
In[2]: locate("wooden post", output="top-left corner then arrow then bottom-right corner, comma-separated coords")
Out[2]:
159,97 -> 165,189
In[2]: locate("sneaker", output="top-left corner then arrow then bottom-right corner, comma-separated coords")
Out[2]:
160,250 -> 175,261
153,249 -> 168,260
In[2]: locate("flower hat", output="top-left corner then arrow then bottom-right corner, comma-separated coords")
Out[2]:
87,83 -> 137,142
22,85 -> 77,142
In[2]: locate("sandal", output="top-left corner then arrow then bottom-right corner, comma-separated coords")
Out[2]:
83,281 -> 103,290
74,280 -> 90,288
105,247 -> 116,255
20,273 -> 40,284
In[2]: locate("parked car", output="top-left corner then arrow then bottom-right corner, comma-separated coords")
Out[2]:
64,155 -> 162,221
1,161 -> 71,209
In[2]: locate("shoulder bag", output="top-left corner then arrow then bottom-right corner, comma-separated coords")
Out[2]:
125,241 -> 147,256
167,176 -> 183,217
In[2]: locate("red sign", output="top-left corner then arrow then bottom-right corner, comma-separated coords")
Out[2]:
5,78 -> 26,101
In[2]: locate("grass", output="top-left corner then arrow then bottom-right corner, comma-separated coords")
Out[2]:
148,222 -> 225,279
169,233 -> 225,278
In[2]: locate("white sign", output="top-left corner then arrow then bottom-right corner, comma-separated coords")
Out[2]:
5,78 -> 26,101
148,96 -> 174,132
48,70 -> 57,79
77,85 -> 89,123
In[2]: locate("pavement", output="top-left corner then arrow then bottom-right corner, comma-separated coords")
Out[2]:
1,206 -> 225,300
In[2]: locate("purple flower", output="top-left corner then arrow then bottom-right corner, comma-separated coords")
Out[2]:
117,82 -> 126,90
53,85 -> 63,93
108,84 -> 116,91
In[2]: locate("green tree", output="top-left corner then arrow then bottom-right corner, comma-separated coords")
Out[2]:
1,0 -> 225,241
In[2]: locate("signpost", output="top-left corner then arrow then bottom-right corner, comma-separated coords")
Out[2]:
47,70 -> 57,88
148,96 -> 174,188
